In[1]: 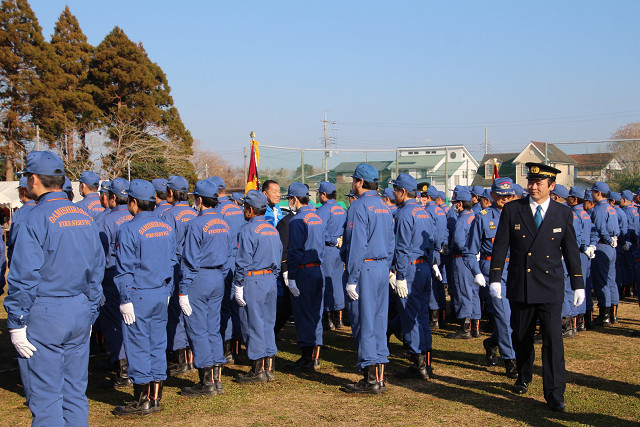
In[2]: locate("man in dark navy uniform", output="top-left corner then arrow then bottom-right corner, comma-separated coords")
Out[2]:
490,162 -> 584,413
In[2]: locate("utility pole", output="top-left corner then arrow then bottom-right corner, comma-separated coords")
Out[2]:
36,125 -> 40,151
485,127 -> 488,155
243,146 -> 248,187
321,112 -> 335,181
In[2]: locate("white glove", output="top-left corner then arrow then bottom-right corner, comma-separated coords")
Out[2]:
611,236 -> 618,248
346,283 -> 359,300
167,296 -> 170,305
432,264 -> 443,282
120,302 -> 136,325
100,294 -> 106,307
287,279 -> 300,297
389,272 -> 397,290
474,273 -> 486,287
573,288 -> 585,307
282,271 -> 289,287
234,285 -> 246,307
395,279 -> 408,298
585,245 -> 596,259
623,242 -> 631,251
489,282 -> 502,299
10,326 -> 37,358
179,295 -> 192,316
336,236 -> 343,249
476,253 -> 481,261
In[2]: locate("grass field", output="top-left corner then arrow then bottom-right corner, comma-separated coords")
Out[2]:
0,297 -> 639,426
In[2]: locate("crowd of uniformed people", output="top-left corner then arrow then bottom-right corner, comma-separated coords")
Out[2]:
2,150 -> 640,424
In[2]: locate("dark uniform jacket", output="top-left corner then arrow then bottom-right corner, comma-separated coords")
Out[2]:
489,196 -> 584,304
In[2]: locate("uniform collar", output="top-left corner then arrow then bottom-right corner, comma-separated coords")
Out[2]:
84,192 -> 99,198
133,210 -> 155,219
199,207 -> 217,216
37,191 -> 68,203
401,199 -> 417,208
157,200 -> 169,206
24,200 -> 36,206
218,196 -> 229,202
174,201 -> 190,207
113,204 -> 129,212
359,190 -> 378,198
298,205 -> 314,213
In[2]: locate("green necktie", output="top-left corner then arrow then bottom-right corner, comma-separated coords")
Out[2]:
534,205 -> 543,229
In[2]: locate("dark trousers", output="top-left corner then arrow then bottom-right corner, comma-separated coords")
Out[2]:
510,301 -> 565,405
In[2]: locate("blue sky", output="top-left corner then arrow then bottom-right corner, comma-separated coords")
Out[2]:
30,1 -> 640,168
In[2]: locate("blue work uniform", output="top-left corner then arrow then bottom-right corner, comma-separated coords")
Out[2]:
571,204 -> 593,316
98,204 -> 133,363
6,199 -> 36,265
591,199 -> 620,308
443,203 -> 459,312
0,234 -> 6,296
613,205 -> 628,291
75,192 -> 104,220
234,216 -> 282,361
393,199 -> 434,354
622,204 -> 639,294
94,206 -> 111,227
216,196 -> 246,343
562,207 -> 584,318
472,202 -> 482,215
115,212 -> 176,385
180,208 -> 230,368
5,191 -> 105,426
264,204 -> 283,228
341,190 -> 395,370
451,209 -> 479,320
161,202 -> 198,352
463,205 -> 515,360
288,205 -> 325,347
316,199 -> 347,312
388,203 -> 398,219
425,201 -> 448,311
154,200 -> 172,217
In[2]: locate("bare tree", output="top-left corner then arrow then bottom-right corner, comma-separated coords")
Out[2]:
610,122 -> 640,174
191,140 -> 244,188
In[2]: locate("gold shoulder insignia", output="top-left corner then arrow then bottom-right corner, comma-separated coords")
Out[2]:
480,210 -> 487,215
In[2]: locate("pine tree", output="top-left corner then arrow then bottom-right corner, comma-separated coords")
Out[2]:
50,5 -> 98,176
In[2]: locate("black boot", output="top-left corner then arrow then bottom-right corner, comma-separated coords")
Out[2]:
585,309 -> 594,330
593,306 -> 610,327
223,340 -> 235,364
483,338 -> 499,366
504,359 -> 518,379
398,353 -> 428,380
447,319 -> 472,339
323,311 -> 336,331
186,347 -> 195,371
610,305 -> 618,324
285,346 -> 315,372
576,314 -> 586,332
313,345 -> 321,369
234,358 -> 267,383
429,310 -> 439,330
439,309 -> 447,328
562,316 -> 576,338
181,367 -> 218,396
343,364 -> 384,394
265,356 -> 275,382
112,383 -> 154,416
334,310 -> 344,329
150,380 -> 163,412
167,348 -> 190,376
425,349 -> 435,379
482,314 -> 495,333
471,319 -> 481,338
101,358 -> 132,389
231,338 -> 245,365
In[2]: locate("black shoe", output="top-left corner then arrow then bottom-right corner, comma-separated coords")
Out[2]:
181,367 -> 219,396
425,350 -> 435,379
429,310 -> 439,330
576,314 -> 586,332
471,320 -> 481,338
562,316 -> 576,338
343,364 -> 384,394
149,380 -> 163,412
100,358 -> 132,389
610,305 -> 618,324
333,310 -> 344,329
511,381 -> 529,395
504,359 -> 518,379
285,347 -> 316,372
483,338 -> 499,367
323,311 -> 336,331
223,340 -> 235,364
234,358 -> 267,383
265,356 -> 275,382
593,306 -> 611,327
447,319 -> 472,339
548,401 -> 565,412
398,353 -> 429,380
167,348 -> 191,376
112,383 -> 155,416
585,309 -> 594,330
186,347 -> 195,371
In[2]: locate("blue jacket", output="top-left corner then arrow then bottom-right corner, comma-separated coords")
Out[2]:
180,208 -> 231,295
215,196 -> 246,261
393,199 -> 434,280
425,201 -> 447,251
613,205 -> 628,245
463,205 -> 501,276
161,201 -> 198,257
572,204 -> 594,250
287,205 -> 325,281
316,199 -> 347,247
341,190 -> 395,284
154,200 -> 172,217
4,191 -> 105,328
115,211 -> 177,303
0,236 -> 6,295
233,216 -> 282,287
7,200 -> 36,265
590,199 -> 620,245
99,204 -> 133,270
452,209 -> 475,255
264,204 -> 283,228
75,192 -> 105,220
622,204 -> 639,245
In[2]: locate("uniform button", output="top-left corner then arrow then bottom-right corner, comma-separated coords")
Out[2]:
551,237 -> 555,240
546,255 -> 550,258
527,268 -> 531,272
522,235 -> 526,238
545,270 -> 549,274
528,253 -> 532,256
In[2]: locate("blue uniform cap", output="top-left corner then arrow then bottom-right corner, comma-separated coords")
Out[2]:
318,181 -> 336,194
621,190 -> 634,201
350,163 -> 379,182
512,183 -> 524,197
189,179 -> 219,198
436,191 -> 446,200
471,185 -> 485,196
99,180 -> 111,193
584,190 -> 593,201
21,151 -> 65,176
206,176 -> 225,190
18,176 -> 28,189
608,191 -> 621,202
152,178 -> 168,193
167,175 -> 189,192
63,177 -> 72,192
382,187 -> 395,199
231,192 -> 245,203
551,184 -> 569,199
284,182 -> 309,199
425,185 -> 438,198
109,177 -> 130,197
590,181 -> 609,194
346,190 -> 355,197
391,173 -> 417,192
569,186 -> 585,200
452,187 -> 472,202
480,189 -> 492,199
125,179 -> 156,202
491,177 -> 515,196
636,187 -> 640,196
244,189 -> 268,209
79,171 -> 100,187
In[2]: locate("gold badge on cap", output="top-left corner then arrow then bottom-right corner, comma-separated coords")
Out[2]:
531,166 -> 540,173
